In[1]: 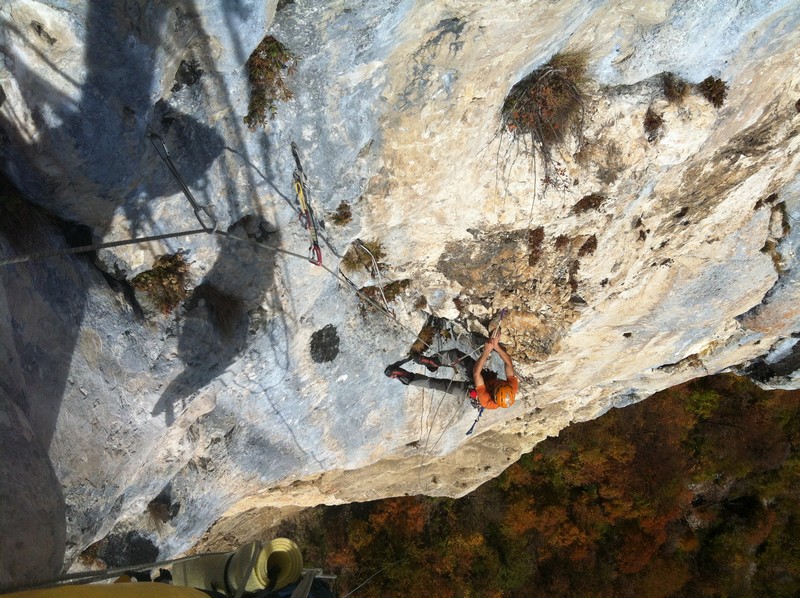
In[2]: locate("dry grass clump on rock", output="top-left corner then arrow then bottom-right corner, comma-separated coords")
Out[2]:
329,201 -> 353,226
571,192 -> 606,214
243,35 -> 298,130
697,76 -> 728,108
501,49 -> 590,156
361,279 -> 410,304
661,72 -> 690,104
644,106 -> 664,141
132,252 -> 190,314
341,239 -> 386,273
528,226 -> 545,266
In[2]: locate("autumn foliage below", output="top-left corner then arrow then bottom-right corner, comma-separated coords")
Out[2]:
275,375 -> 800,597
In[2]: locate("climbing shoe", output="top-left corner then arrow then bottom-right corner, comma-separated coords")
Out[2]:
412,353 -> 441,372
384,360 -> 415,385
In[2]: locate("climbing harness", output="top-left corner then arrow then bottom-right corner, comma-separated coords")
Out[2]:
290,141 -> 323,266
149,133 -> 218,233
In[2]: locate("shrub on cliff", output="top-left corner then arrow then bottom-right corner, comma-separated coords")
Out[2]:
501,50 -> 590,156
132,252 -> 190,314
243,36 -> 298,130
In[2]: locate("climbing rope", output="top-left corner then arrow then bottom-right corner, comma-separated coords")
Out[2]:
0,138 -> 436,356
0,223 -> 431,354
354,239 -> 393,314
416,325 -> 483,491
0,228 -> 208,267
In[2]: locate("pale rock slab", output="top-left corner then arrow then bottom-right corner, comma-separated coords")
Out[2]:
1,0 -> 799,582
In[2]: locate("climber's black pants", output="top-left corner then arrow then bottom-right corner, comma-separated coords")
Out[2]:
407,349 -> 476,397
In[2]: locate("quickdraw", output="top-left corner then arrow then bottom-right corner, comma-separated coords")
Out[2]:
149,133 -> 218,233
290,142 -> 323,266
466,407 -> 484,436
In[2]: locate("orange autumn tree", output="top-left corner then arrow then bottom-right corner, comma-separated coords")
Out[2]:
272,374 -> 800,597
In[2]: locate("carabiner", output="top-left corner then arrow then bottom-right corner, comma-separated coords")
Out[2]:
149,132 -> 218,234
309,244 -> 323,266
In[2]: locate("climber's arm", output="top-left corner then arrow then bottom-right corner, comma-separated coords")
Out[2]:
494,341 -> 515,379
472,342 -> 493,387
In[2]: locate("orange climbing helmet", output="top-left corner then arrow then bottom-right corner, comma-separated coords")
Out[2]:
493,383 -> 515,408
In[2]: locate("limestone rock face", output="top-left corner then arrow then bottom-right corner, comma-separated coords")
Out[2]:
2,0 -> 800,581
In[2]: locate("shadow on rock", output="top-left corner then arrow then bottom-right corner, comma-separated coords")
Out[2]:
0,392 -> 66,586
153,220 -> 281,424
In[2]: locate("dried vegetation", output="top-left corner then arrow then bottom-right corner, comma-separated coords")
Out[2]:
243,36 -> 298,130
501,50 -> 590,162
571,193 -> 606,214
697,76 -> 728,108
329,201 -> 353,226
132,253 -> 190,314
661,72 -> 690,104
341,240 -> 386,274
643,106 -> 664,141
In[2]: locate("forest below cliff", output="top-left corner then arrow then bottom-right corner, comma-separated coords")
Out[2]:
273,374 -> 800,597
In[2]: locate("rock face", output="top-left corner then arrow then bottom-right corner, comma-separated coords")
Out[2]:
2,0 -> 800,583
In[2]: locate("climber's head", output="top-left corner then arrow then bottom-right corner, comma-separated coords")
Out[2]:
493,383 -> 515,408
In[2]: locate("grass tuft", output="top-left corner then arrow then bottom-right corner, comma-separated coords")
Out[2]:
243,36 -> 298,130
578,235 -> 597,257
359,279 -> 411,313
329,201 -> 353,226
571,193 -> 606,214
643,106 -> 664,141
528,226 -> 545,266
147,500 -> 170,535
410,317 -> 440,355
132,253 -> 190,314
697,76 -> 728,108
341,239 -> 386,273
501,50 -> 590,154
662,72 -> 690,104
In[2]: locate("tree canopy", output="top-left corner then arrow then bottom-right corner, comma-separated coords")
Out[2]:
275,374 -> 800,597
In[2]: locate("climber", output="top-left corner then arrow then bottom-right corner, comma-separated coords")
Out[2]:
473,335 -> 518,409
384,335 -> 518,409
